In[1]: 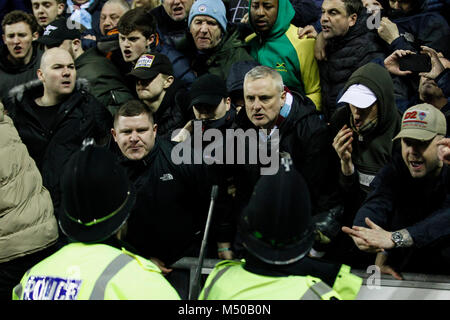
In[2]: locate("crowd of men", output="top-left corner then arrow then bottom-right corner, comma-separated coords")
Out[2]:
1,0 -> 450,300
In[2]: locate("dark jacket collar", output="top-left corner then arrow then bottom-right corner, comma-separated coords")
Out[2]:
0,41 -> 42,73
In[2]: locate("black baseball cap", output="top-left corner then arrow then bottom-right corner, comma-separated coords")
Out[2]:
127,53 -> 174,80
36,18 -> 81,47
189,73 -> 228,109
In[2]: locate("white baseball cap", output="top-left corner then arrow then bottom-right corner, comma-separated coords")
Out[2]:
338,84 -> 377,109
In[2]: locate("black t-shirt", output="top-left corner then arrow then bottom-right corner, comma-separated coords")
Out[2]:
31,99 -> 61,131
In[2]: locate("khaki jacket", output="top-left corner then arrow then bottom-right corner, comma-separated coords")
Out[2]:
0,102 -> 58,263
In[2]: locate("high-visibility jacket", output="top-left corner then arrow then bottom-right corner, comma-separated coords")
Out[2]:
199,260 -> 362,300
12,243 -> 180,300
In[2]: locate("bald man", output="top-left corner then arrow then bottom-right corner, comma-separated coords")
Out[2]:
3,47 -> 112,220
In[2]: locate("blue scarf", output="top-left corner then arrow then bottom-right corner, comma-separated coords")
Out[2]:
67,0 -> 94,30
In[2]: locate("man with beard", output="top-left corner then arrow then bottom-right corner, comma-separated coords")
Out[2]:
343,103 -> 450,278
0,10 -> 42,100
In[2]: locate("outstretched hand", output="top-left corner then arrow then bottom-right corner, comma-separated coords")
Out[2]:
342,218 -> 394,252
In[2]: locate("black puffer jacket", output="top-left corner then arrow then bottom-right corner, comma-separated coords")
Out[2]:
3,79 -> 112,213
0,42 -> 44,101
319,12 -> 385,121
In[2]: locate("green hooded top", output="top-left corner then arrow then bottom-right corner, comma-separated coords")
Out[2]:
246,0 -> 321,110
330,63 -> 402,201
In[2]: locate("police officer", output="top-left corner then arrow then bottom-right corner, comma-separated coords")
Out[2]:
199,156 -> 362,300
12,143 -> 180,300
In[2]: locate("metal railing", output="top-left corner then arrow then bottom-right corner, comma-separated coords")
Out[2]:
171,257 -> 450,299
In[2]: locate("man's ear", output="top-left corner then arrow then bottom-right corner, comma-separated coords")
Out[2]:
111,128 -> 118,142
72,38 -> 82,51
37,68 -> 44,82
225,97 -> 231,111
147,34 -> 156,47
163,75 -> 174,88
348,13 -> 357,28
32,31 -> 39,41
57,3 -> 65,16
280,90 -> 287,106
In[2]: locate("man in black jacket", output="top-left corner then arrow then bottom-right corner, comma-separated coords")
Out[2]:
0,10 -> 43,100
3,47 -> 112,219
127,52 -> 190,140
317,0 -> 385,121
36,18 -> 134,115
343,103 -> 450,278
236,65 -> 343,257
150,0 -> 193,48
111,99 -> 231,298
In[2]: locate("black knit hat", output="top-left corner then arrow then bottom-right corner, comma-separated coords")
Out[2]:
189,73 -> 228,109
59,143 -> 136,243
239,158 -> 314,265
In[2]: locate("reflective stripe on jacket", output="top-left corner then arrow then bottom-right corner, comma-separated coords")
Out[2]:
199,260 -> 360,300
12,243 -> 180,300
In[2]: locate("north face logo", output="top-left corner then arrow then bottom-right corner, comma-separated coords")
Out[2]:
43,25 -> 58,36
160,173 -> 174,181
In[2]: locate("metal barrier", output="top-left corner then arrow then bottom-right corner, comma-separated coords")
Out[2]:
171,257 -> 450,300
171,257 -> 221,299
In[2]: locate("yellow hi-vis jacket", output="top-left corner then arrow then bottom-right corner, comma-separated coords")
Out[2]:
12,243 -> 180,300
199,260 -> 362,300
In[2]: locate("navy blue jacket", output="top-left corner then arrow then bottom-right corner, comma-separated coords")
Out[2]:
353,152 -> 450,271
388,0 -> 450,57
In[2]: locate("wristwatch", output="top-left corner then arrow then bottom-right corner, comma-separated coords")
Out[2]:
391,231 -> 404,248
